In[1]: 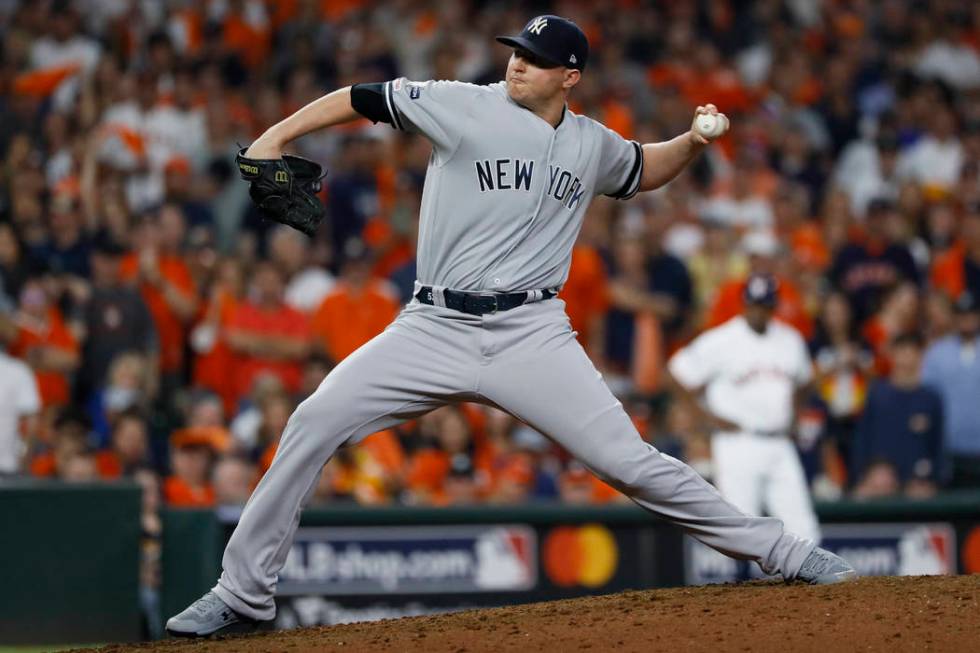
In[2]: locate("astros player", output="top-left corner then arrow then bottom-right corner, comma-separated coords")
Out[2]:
168,15 -> 854,637
668,273 -> 822,543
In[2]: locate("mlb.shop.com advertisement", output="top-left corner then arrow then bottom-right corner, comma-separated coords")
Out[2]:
269,521 -> 669,628
274,524 -> 538,628
278,525 -> 537,596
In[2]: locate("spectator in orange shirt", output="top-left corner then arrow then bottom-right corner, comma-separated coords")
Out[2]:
60,447 -> 101,482
309,431 -> 404,506
191,257 -> 245,416
480,415 -> 542,504
163,426 -> 230,507
558,460 -> 619,505
679,42 -> 753,115
255,392 -> 296,475
6,279 -> 79,408
311,239 -> 399,365
405,407 -> 478,505
486,453 -> 535,504
774,184 -> 830,273
30,407 -> 90,478
226,262 -> 312,402
220,2 -> 271,70
931,205 -> 980,302
120,210 -> 198,380
562,212 -> 611,361
706,230 -> 814,338
861,283 -> 920,376
95,409 -> 151,479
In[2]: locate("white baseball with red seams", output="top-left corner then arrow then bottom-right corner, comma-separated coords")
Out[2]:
695,113 -> 729,139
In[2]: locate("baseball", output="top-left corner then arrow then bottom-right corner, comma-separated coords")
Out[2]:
695,113 -> 728,139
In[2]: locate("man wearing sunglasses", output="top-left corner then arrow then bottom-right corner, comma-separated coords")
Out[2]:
168,14 -> 855,638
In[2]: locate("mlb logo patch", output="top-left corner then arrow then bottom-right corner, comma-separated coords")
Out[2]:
410,85 -> 421,100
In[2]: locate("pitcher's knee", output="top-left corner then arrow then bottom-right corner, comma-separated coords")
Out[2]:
589,457 -> 653,494
588,445 -> 677,497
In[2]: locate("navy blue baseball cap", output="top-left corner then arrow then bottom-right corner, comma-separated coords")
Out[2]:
496,15 -> 589,71
743,273 -> 779,308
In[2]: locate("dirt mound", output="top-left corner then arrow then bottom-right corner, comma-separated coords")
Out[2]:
87,575 -> 979,653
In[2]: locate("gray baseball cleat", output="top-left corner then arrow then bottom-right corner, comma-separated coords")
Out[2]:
796,547 -> 858,585
166,591 -> 259,637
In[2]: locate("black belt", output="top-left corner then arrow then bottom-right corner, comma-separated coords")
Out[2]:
414,286 -> 556,315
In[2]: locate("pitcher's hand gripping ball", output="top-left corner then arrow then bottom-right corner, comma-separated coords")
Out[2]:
235,148 -> 326,237
691,104 -> 730,143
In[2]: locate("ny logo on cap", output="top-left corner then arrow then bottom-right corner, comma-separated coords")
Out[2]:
528,16 -> 548,34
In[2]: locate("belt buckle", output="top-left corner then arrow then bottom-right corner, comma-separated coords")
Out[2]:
487,294 -> 498,314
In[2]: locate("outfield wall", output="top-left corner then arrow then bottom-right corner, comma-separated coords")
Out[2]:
2,483 -> 979,643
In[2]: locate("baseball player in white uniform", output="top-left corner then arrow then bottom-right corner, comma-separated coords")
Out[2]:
668,273 -> 821,543
167,15 -> 854,637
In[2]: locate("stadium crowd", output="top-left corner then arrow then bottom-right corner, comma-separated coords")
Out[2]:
1,0 -> 979,528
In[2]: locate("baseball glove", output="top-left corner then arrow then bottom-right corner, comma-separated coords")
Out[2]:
235,148 -> 326,237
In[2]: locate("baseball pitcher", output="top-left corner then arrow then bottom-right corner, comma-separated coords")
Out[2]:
168,15 -> 855,637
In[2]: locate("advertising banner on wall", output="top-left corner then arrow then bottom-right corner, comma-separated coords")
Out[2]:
270,520 -> 678,628
278,525 -> 537,596
685,522 -> 957,585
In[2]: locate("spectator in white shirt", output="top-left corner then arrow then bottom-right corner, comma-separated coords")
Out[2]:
898,105 -> 964,192
145,66 -> 209,172
834,132 -> 902,217
28,2 -> 101,111
0,349 -> 42,474
701,166 -> 774,232
914,21 -> 980,90
268,226 -> 335,314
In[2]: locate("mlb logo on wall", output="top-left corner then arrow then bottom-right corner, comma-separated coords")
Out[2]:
822,523 -> 956,576
277,525 -> 536,595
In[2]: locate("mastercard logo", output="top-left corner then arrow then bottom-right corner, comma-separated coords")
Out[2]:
542,524 -> 618,587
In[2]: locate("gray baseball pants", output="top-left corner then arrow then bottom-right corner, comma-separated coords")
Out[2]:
213,298 -> 816,620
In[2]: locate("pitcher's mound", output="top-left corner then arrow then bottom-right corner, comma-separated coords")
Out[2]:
91,575 -> 979,653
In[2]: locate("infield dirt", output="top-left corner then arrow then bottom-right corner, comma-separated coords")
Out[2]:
84,575 -> 978,652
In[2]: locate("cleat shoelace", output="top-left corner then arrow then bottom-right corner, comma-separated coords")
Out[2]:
801,551 -> 842,577
189,592 -> 226,617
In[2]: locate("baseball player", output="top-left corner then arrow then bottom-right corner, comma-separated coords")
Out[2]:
167,15 -> 854,637
668,273 -> 822,544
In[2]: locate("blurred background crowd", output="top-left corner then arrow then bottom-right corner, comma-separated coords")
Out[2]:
1,0 -> 980,527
